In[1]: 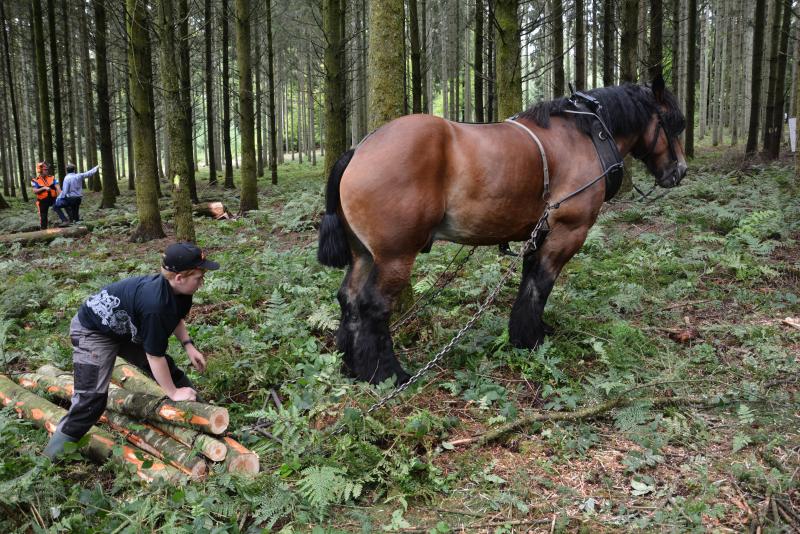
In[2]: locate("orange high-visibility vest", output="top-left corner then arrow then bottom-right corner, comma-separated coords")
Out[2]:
32,175 -> 57,200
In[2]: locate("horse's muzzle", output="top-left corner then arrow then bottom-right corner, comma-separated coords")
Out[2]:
657,162 -> 687,188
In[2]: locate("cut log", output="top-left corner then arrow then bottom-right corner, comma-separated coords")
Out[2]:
194,201 -> 232,220
0,225 -> 89,245
102,411 -> 208,480
111,362 -> 165,397
223,436 -> 260,475
35,366 -> 229,434
149,421 -> 228,462
0,375 -> 183,483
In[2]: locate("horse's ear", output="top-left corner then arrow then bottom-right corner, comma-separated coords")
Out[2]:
652,72 -> 666,103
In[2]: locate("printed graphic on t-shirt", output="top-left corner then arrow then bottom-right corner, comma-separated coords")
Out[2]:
85,289 -> 138,338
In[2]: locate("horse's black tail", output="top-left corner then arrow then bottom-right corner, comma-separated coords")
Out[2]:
317,149 -> 355,268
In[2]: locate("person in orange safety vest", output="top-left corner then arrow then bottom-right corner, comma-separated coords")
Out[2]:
31,161 -> 68,229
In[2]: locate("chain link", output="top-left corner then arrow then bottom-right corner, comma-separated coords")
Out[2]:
390,245 -> 477,333
360,207 -> 553,417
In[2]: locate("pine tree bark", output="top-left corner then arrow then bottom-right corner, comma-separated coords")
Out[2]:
0,225 -> 90,245
255,31 -> 264,177
205,0 -> 217,185
745,0 -> 767,155
128,0 -> 165,241
78,2 -> 98,183
602,0 -> 613,85
552,0 -> 565,95
178,0 -> 197,202
61,0 -> 77,165
34,366 -> 230,435
671,0 -> 680,103
495,0 -> 521,119
620,0 -> 639,194
367,0 -> 406,130
102,411 -> 208,479
265,0 -> 278,184
149,420 -> 228,462
322,0 -> 347,176
94,0 -> 118,208
221,0 -> 234,188
766,0 -> 790,159
32,0 -> 53,165
648,0 -> 663,78
158,0 -> 196,242
0,0 -> 27,202
409,0 -> 423,113
474,0 -> 484,121
46,0 -> 65,177
684,0 -> 696,158
0,375 -> 184,483
236,0 -> 258,212
575,0 -> 586,90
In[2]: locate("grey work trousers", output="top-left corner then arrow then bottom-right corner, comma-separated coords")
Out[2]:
55,315 -> 194,439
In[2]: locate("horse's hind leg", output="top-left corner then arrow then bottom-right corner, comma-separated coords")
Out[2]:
336,247 -> 373,377
509,227 -> 589,349
348,256 -> 414,385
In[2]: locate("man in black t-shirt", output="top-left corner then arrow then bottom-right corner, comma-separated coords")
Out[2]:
44,243 -> 220,459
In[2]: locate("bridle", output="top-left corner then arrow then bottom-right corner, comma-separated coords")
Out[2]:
631,107 -> 682,201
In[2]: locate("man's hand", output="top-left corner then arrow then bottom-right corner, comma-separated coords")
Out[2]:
186,344 -> 207,373
170,387 -> 197,402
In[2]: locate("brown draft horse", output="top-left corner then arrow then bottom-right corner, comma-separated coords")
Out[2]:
318,75 -> 688,385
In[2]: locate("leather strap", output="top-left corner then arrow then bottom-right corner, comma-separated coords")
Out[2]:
505,118 -> 551,200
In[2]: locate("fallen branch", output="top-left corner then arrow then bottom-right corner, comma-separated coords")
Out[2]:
0,225 -> 89,245
448,395 -> 725,448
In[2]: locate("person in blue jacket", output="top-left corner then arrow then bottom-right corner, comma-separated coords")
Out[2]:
55,163 -> 99,223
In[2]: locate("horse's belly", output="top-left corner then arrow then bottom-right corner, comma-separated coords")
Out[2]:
432,208 -> 539,245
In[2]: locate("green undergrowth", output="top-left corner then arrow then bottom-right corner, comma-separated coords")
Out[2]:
0,153 -> 798,532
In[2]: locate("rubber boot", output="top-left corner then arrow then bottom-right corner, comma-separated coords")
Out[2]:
43,430 -> 79,459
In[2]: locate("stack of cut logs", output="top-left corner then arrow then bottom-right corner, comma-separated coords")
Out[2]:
0,362 -> 258,483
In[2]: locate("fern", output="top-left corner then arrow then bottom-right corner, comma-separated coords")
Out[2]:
614,402 -> 653,432
306,304 -> 339,332
297,465 -> 362,519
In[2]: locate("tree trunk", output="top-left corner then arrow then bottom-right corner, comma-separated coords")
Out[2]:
255,30 -> 264,177
236,0 -> 258,213
698,8 -> 708,139
94,0 -> 118,208
762,0 -> 780,154
46,0 -> 65,177
35,365 -> 230,435
766,0 -> 790,159
0,225 -> 89,245
552,0 -> 564,95
78,2 -> 98,186
102,410 -> 207,479
323,0 -> 348,176
205,0 -> 217,185
367,0 -> 406,130
495,0 -> 521,119
128,0 -> 165,242
648,0 -> 663,78
221,0 -> 234,188
745,0 -> 767,155
0,0 -> 28,202
602,0 -> 613,86
0,375 -> 184,483
32,0 -> 53,165
149,421 -> 228,462
178,0 -> 196,202
158,0 -> 196,242
620,0 -> 638,83
223,436 -> 260,474
409,0 -> 423,113
61,0 -> 77,166
671,0 -> 680,102
575,0 -> 586,90
265,0 -> 278,184
474,0 -> 484,121
684,0 -> 696,158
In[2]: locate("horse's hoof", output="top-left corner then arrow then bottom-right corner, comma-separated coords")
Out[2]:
542,321 -> 555,336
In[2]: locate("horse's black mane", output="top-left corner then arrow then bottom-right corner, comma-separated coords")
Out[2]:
517,83 -> 685,138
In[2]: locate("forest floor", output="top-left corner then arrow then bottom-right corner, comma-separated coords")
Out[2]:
0,145 -> 798,533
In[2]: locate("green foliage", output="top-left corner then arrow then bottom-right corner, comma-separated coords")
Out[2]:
297,466 -> 362,520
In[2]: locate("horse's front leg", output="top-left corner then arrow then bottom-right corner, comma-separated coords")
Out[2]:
509,250 -> 556,349
508,225 -> 589,349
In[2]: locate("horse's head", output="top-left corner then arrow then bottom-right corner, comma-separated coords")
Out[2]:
633,74 -> 688,188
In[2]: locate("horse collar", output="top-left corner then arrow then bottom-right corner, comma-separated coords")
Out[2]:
564,96 -> 625,201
